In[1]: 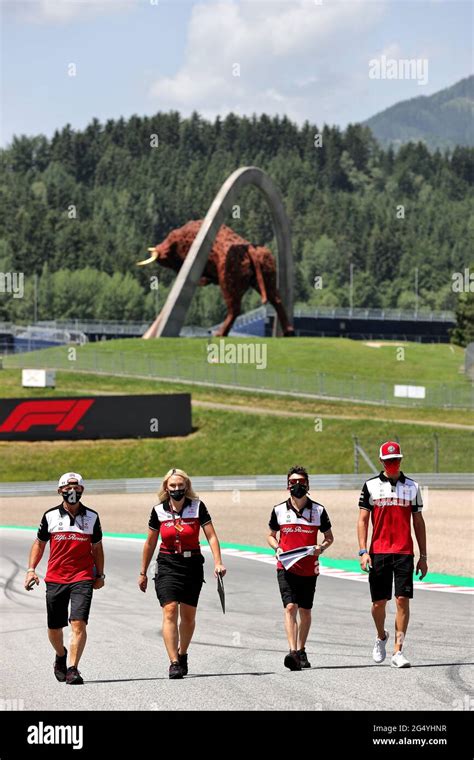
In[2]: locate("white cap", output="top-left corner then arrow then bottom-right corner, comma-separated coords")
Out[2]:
58,472 -> 84,489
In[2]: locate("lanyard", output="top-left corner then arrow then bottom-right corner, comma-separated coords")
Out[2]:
169,501 -> 184,553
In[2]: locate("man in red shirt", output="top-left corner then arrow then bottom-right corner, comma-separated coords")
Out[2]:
24,472 -> 105,685
268,466 -> 334,671
357,442 -> 428,668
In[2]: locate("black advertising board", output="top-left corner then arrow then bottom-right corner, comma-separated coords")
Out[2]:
0,394 -> 191,440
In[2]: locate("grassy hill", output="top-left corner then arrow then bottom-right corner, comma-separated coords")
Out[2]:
0,335 -> 472,480
4,336 -> 468,389
364,76 -> 474,151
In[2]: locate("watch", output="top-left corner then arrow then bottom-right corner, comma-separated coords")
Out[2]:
96,574 -> 106,579
358,549 -> 368,557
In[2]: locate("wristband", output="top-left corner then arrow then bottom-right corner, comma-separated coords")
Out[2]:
27,568 -> 36,572
358,549 -> 368,557
139,572 -> 147,576
420,554 -> 428,560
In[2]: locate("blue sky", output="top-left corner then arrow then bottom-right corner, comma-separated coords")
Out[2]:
1,0 -> 472,146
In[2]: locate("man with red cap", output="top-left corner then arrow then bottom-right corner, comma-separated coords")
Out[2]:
357,442 -> 427,668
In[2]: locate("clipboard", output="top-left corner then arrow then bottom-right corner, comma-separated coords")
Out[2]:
277,545 -> 317,570
217,571 -> 225,614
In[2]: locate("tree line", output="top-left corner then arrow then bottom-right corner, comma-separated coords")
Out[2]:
0,112 -> 472,335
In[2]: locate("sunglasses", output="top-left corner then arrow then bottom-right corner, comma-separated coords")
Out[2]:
288,478 -> 307,485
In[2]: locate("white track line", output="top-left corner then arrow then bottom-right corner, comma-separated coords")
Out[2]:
2,529 -> 472,595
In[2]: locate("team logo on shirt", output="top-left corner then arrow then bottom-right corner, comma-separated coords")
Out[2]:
374,497 -> 411,508
282,525 -> 314,534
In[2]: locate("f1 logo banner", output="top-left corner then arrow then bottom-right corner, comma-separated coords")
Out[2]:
0,395 -> 191,440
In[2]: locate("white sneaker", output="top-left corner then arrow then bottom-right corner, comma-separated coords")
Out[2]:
391,651 -> 411,668
372,630 -> 389,663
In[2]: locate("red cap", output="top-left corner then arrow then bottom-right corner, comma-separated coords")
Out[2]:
379,441 -> 403,460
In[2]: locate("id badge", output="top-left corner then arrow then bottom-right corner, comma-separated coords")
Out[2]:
174,521 -> 184,533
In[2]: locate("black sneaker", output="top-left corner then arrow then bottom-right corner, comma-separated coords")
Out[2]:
297,648 -> 311,669
66,666 -> 84,685
54,647 -> 68,682
284,650 -> 302,671
178,651 -> 188,676
169,661 -> 184,679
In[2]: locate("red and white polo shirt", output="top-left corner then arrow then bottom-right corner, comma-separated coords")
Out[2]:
358,471 -> 423,555
269,497 -> 332,576
37,503 -> 103,584
148,497 -> 212,552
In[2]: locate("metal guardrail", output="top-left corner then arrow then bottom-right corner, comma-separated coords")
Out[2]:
211,304 -> 457,334
1,306 -> 455,336
16,327 -> 87,344
0,324 -> 87,344
293,307 -> 455,323
3,347 -> 472,409
0,473 -> 472,497
36,320 -> 150,335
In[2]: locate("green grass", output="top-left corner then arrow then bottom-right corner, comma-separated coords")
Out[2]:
0,405 -> 471,481
0,368 -> 472,426
1,337 -> 471,480
5,336 -> 468,387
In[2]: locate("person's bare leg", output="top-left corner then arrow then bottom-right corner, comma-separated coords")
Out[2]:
162,602 -> 179,661
394,596 -> 410,652
371,600 -> 388,639
69,620 -> 87,667
284,603 -> 298,650
297,608 -> 312,650
178,603 -> 197,655
48,628 -> 66,657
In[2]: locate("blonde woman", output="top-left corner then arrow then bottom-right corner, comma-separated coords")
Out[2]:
138,468 -> 226,679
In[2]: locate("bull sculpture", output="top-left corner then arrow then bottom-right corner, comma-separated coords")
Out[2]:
138,220 -> 294,337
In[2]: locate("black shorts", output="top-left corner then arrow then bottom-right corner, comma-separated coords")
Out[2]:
369,553 -> 414,602
45,580 -> 94,629
154,553 -> 205,608
277,569 -> 317,609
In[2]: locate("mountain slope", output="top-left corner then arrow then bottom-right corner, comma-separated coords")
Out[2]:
364,76 -> 474,151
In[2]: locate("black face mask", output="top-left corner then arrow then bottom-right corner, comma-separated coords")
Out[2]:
169,488 -> 186,501
63,488 -> 82,505
289,483 -> 308,499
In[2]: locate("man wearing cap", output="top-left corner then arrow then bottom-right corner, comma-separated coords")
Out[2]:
24,473 -> 105,685
357,442 -> 427,668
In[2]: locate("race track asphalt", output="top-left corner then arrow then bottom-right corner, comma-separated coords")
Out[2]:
1,530 -> 473,712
